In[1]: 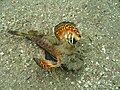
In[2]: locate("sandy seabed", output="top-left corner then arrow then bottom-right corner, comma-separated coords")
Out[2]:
0,0 -> 120,90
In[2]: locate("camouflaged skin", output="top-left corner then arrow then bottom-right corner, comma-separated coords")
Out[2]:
42,35 -> 83,71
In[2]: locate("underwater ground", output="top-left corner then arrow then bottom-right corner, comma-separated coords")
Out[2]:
0,0 -> 120,90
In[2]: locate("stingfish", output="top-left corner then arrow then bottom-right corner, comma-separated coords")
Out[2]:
8,22 -> 82,70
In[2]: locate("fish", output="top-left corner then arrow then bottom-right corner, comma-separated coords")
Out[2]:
8,22 -> 83,71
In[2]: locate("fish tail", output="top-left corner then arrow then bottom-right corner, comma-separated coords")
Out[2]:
8,31 -> 27,37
